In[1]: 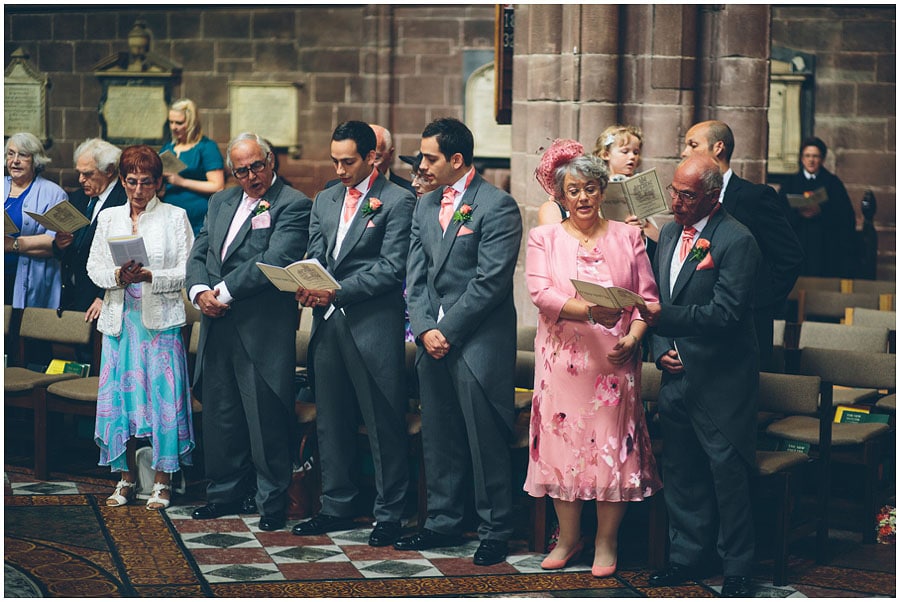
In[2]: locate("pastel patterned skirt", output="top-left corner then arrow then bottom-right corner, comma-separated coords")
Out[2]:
94,285 -> 194,473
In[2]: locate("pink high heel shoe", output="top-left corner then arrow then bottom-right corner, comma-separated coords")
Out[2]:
591,561 -> 617,578
540,541 -> 585,570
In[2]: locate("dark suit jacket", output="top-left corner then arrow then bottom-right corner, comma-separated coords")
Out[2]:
186,178 -> 313,402
722,174 -> 803,312
388,170 -> 415,194
781,167 -> 856,278
306,173 -> 415,404
55,182 -> 128,311
651,209 -> 762,464
406,171 -> 523,431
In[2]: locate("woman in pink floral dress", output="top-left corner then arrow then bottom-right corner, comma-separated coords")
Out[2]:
525,140 -> 662,576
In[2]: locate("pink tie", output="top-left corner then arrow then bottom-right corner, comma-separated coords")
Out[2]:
679,226 -> 697,262
222,196 -> 258,260
439,187 -> 457,231
343,188 -> 362,223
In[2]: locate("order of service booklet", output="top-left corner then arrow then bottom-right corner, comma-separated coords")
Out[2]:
108,235 -> 150,266
5,211 -> 19,235
600,168 -> 670,222
24,200 -> 90,233
159,149 -> 188,175
256,258 -> 342,293
785,186 -> 828,209
571,279 -> 647,308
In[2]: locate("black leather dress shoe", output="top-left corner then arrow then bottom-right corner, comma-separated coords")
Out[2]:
721,576 -> 753,597
291,513 -> 356,536
648,563 -> 695,587
473,539 -> 508,566
258,515 -> 286,531
191,501 -> 243,520
393,528 -> 462,551
368,521 -> 402,547
241,492 -> 258,514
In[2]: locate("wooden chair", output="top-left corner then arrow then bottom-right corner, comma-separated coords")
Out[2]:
798,321 -> 889,354
789,347 -> 895,542
517,324 -> 537,352
797,289 -> 881,323
5,307 -> 93,479
843,279 -> 895,297
640,361 -> 668,570
845,307 -> 896,352
755,372 -> 831,585
794,323 -> 891,406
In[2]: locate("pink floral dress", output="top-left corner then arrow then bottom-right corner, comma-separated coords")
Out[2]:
524,242 -> 661,502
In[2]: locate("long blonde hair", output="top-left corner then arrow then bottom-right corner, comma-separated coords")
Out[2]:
169,98 -> 203,145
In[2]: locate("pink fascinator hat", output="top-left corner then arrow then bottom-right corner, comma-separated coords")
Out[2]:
534,139 -> 585,196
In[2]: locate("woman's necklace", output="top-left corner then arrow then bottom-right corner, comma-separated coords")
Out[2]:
565,220 -> 603,248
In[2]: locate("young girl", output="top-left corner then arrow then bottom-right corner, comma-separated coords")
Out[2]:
593,125 -> 659,244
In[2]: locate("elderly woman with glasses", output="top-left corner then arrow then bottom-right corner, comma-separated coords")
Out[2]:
4,132 -> 69,309
160,98 -> 225,236
87,145 -> 195,511
524,139 -> 661,576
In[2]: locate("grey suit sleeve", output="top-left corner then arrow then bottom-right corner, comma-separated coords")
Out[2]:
406,198 -> 436,337
438,194 -> 523,347
305,191 -> 327,265
333,190 -> 415,307
185,204 -> 212,293
656,233 -> 762,338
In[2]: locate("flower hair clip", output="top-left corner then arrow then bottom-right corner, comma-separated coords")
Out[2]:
603,133 -> 616,148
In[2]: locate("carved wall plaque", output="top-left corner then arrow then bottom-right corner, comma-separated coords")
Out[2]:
228,82 -> 300,152
465,62 -> 511,159
4,48 -> 48,141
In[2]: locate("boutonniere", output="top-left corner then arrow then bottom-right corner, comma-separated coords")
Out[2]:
688,238 -> 710,262
453,204 -> 473,224
254,200 -> 270,216
361,198 -> 382,216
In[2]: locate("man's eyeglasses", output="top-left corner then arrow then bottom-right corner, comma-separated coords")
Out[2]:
666,184 -> 700,205
232,153 -> 270,179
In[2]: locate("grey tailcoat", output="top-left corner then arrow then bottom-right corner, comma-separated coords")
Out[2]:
650,208 -> 761,465
186,178 -> 312,405
305,173 -> 415,520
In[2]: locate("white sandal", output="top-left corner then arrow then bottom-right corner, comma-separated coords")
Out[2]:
146,482 -> 171,510
106,479 -> 135,507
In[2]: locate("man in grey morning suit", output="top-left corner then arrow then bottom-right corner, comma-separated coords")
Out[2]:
394,118 -> 523,566
186,133 -> 312,531
642,156 -> 761,598
292,121 -> 415,547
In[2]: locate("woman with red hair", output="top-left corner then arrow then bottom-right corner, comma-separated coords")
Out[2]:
87,145 -> 195,511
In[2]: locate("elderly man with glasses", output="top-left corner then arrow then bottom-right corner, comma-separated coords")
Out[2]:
186,132 -> 313,531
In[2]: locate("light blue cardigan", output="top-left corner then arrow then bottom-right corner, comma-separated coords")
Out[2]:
5,175 -> 68,309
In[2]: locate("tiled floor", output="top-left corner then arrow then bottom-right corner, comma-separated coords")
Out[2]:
4,458 -> 895,598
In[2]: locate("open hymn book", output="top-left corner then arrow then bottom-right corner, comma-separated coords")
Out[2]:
571,279 -> 647,309
600,168 -> 670,222
256,258 -> 341,293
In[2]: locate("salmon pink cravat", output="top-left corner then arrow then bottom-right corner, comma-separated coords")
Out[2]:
679,226 -> 697,262
343,188 -> 362,224
439,187 -> 457,231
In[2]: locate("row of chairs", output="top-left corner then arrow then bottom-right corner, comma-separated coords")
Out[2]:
789,277 -> 895,323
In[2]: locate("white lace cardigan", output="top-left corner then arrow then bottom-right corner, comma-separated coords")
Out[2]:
86,196 -> 194,336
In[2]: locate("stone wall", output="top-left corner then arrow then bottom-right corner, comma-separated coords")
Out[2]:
4,5 -> 499,197
772,5 -> 895,279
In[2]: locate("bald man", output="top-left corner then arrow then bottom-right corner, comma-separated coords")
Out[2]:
371,124 -> 415,194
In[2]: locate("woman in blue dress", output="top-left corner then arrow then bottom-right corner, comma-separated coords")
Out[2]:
87,145 -> 195,510
160,98 -> 225,235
